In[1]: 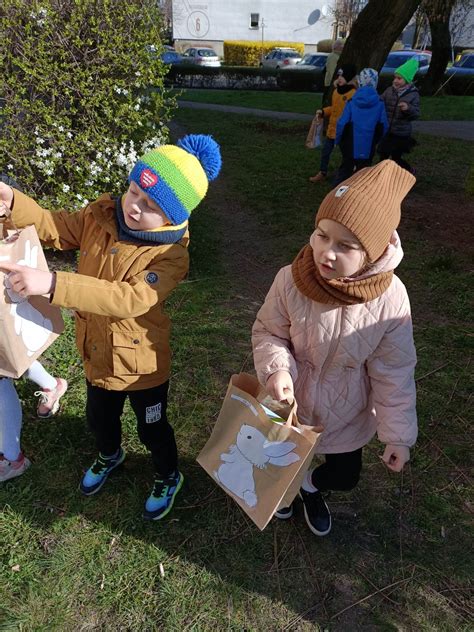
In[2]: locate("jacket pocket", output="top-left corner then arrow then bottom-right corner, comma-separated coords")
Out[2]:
112,331 -> 158,376
342,364 -> 369,414
75,312 -> 88,361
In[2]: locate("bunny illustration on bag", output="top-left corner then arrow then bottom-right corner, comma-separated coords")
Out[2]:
214,423 -> 300,508
3,239 -> 53,356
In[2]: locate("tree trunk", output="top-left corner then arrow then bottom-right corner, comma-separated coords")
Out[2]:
337,0 -> 422,73
421,18 -> 452,94
420,1 -> 457,95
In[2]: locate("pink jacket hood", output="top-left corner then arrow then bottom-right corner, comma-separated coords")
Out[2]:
353,231 -> 403,280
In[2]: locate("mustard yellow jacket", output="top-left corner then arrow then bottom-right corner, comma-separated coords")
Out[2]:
11,190 -> 190,391
323,86 -> 356,139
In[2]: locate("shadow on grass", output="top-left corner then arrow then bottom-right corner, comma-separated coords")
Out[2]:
4,321 -> 472,631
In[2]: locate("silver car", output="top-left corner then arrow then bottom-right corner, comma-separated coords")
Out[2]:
183,47 -> 221,68
260,48 -> 302,69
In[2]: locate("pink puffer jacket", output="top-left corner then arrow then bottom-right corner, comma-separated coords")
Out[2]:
252,233 -> 417,454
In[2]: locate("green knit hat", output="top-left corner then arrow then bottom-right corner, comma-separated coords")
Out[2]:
395,57 -> 419,83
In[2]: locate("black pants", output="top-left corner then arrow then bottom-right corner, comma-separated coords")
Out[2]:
378,133 -> 416,174
379,150 -> 413,173
86,380 -> 177,477
311,448 -> 363,492
334,158 -> 372,186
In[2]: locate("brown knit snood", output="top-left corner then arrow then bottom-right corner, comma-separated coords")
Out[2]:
291,244 -> 393,305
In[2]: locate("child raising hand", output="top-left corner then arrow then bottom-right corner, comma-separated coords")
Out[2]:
252,160 -> 417,536
0,135 -> 221,520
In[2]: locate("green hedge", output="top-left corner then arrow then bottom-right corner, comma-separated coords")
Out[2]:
165,64 -> 279,89
276,68 -> 325,92
165,63 -> 473,96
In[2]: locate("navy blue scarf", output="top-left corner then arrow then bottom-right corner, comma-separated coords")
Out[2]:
115,198 -> 187,245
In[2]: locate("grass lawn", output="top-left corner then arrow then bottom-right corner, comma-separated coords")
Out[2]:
175,88 -> 474,121
1,110 -> 473,630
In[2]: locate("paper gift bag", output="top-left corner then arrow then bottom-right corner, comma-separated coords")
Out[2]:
0,224 -> 64,378
305,114 -> 323,149
197,373 -> 322,530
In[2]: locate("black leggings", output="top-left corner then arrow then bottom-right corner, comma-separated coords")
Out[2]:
86,380 -> 178,477
379,150 -> 413,173
311,448 -> 363,492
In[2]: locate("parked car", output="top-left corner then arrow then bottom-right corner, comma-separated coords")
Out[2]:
378,50 -> 431,90
446,53 -> 474,76
146,44 -> 184,65
277,52 -> 329,91
445,53 -> 474,95
161,50 -> 185,65
182,47 -> 221,67
260,48 -> 302,69
296,53 -> 329,69
380,50 -> 431,77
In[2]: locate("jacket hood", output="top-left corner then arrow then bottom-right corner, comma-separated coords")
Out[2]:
352,85 -> 381,108
351,231 -> 404,280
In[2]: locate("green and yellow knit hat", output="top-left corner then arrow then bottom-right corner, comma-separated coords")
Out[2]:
128,134 -> 222,225
395,57 -> 419,83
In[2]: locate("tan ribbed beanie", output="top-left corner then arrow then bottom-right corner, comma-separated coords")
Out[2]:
316,160 -> 416,262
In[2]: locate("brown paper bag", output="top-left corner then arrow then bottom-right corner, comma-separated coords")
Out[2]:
0,224 -> 64,378
305,113 -> 323,149
197,373 -> 322,530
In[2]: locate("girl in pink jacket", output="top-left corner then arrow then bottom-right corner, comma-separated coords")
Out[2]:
252,160 -> 417,536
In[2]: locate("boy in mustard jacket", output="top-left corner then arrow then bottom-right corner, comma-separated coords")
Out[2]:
0,135 -> 221,520
309,64 -> 357,184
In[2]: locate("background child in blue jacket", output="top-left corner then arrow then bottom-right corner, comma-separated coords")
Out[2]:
335,68 -> 388,185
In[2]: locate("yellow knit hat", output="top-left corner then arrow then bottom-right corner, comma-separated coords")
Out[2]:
316,160 -> 416,262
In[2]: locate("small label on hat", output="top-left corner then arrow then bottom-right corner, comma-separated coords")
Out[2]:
335,185 -> 349,198
140,168 -> 158,189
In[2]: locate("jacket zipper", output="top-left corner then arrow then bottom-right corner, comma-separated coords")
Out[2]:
388,86 -> 414,133
318,306 -> 345,394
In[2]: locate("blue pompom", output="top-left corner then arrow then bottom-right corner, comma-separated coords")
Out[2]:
177,134 -> 222,181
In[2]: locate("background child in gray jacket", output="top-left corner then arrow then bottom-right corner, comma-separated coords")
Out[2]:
378,58 -> 420,174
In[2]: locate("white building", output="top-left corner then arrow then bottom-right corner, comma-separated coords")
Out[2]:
172,1 -> 338,55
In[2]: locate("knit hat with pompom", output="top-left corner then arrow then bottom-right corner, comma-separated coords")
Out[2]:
128,134 -> 222,225
358,68 -> 379,89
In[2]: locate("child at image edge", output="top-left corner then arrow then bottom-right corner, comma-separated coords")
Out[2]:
252,160 -> 417,536
0,135 -> 222,520
0,361 -> 67,482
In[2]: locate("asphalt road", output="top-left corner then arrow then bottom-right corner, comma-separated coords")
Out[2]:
177,100 -> 474,141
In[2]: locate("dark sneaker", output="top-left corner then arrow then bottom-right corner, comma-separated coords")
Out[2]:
143,471 -> 184,521
299,489 -> 332,536
275,504 -> 294,520
80,448 -> 126,496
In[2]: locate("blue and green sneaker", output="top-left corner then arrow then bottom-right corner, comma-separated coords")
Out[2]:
80,448 -> 126,496
143,470 -> 184,521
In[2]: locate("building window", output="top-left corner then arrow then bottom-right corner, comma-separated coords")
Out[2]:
249,13 -> 259,29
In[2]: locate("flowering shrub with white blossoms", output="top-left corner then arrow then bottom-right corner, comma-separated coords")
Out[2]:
0,0 -> 175,208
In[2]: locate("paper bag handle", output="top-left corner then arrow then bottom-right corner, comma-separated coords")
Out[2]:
284,398 -> 298,428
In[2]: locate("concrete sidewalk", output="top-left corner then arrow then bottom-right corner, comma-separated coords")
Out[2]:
177,100 -> 474,141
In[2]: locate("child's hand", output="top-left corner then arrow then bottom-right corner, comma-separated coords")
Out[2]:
0,262 -> 55,297
398,102 -> 409,112
381,445 -> 410,472
0,183 -> 14,217
316,109 -> 323,120
266,370 -> 294,404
